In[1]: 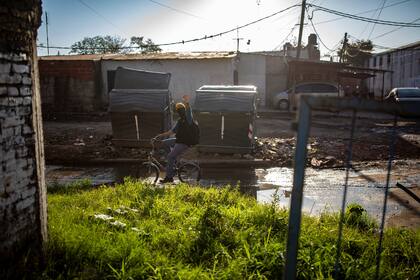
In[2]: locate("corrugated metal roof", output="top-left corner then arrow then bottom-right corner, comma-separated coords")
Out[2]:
39,52 -> 237,61
38,54 -> 117,61
374,40 -> 420,56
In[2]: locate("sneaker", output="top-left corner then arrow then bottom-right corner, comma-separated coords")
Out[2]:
159,177 -> 174,184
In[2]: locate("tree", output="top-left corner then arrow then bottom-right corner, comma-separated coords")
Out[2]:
338,39 -> 373,66
70,35 -> 127,54
130,36 -> 161,53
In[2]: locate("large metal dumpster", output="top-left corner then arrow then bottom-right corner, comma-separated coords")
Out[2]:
194,85 -> 258,154
109,67 -> 172,147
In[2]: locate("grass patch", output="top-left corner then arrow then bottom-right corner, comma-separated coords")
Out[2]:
5,179 -> 420,279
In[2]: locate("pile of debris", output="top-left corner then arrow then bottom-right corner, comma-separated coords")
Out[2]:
253,137 -> 295,165
253,137 -> 343,168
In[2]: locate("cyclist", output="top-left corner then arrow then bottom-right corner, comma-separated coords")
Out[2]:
154,95 -> 194,183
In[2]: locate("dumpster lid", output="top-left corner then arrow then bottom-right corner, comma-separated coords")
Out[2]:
196,85 -> 257,94
194,85 -> 257,112
109,89 -> 170,113
114,67 -> 171,90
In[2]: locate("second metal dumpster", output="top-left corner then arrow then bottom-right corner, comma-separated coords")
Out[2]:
193,85 -> 258,154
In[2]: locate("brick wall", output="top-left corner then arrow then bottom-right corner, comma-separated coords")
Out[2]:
39,59 -> 102,114
0,51 -> 45,258
0,0 -> 46,261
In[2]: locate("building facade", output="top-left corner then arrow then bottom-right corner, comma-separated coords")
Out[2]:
367,41 -> 420,98
39,55 -> 103,113
39,52 -> 292,113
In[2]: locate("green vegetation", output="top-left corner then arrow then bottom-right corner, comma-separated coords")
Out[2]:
6,180 -> 420,279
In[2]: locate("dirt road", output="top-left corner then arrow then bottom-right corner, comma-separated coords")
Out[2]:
43,112 -> 420,168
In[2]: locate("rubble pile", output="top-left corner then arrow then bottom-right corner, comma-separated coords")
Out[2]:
43,120 -> 420,168
253,137 -> 295,165
253,137 -> 345,168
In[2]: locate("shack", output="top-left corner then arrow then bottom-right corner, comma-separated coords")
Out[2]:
194,85 -> 258,154
109,67 -> 172,147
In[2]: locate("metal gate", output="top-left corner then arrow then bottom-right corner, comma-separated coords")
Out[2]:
283,95 -> 420,279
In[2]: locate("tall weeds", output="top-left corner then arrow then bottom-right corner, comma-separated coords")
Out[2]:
4,179 -> 418,279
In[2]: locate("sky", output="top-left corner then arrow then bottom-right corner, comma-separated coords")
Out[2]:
37,0 -> 420,59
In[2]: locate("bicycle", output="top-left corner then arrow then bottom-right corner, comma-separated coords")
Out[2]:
141,138 -> 201,184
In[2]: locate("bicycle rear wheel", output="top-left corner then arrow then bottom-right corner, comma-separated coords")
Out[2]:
178,163 -> 201,184
141,162 -> 159,184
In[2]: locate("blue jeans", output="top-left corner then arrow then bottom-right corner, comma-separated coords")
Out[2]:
162,138 -> 189,179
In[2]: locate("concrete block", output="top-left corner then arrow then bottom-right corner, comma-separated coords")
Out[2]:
1,150 -> 15,162
8,96 -> 23,106
4,160 -> 17,174
1,127 -> 15,138
18,105 -> 31,115
12,64 -> 29,74
2,138 -> 14,150
22,125 -> 32,135
0,86 -> 7,96
22,77 -> 32,85
14,125 -> 22,135
16,158 -> 28,170
9,53 -> 27,62
20,186 -> 36,200
18,168 -> 35,181
22,96 -> 31,105
0,74 -> 22,84
14,136 -> 25,146
2,116 -> 24,128
0,96 -> 9,106
16,146 -> 28,158
20,86 -> 31,96
0,63 -> 11,74
8,87 -> 19,96
15,196 -> 35,211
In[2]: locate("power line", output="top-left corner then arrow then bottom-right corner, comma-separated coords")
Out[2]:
368,0 -> 387,39
274,25 -> 297,50
141,4 -> 299,47
147,0 -> 204,20
77,0 -> 123,33
37,4 -> 300,51
309,3 -> 420,27
357,2 -> 383,38
272,7 -> 302,50
311,0 -> 415,26
306,7 -> 334,52
372,16 -> 420,39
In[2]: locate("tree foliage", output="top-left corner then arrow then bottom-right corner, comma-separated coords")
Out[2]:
130,36 -> 161,53
338,39 -> 373,66
70,35 -> 127,54
69,35 -> 161,55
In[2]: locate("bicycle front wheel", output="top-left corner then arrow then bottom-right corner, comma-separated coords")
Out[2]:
178,163 -> 201,184
141,162 -> 159,185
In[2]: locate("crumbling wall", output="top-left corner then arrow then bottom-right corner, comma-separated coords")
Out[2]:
39,59 -> 102,115
0,0 -> 46,259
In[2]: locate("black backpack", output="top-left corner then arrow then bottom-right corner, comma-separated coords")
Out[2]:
189,120 -> 200,146
176,119 -> 200,146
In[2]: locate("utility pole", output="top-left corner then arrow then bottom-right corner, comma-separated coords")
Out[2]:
339,32 -> 348,63
284,1 -> 306,279
288,0 -> 306,111
45,12 -> 50,55
296,0 -> 306,59
233,27 -> 244,53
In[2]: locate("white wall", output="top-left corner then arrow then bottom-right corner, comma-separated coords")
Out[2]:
236,53 -> 266,105
367,49 -> 420,98
101,58 -> 234,104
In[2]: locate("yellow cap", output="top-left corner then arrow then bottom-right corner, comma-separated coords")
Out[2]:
175,103 -> 185,110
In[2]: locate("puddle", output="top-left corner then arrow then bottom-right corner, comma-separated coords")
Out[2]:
46,162 -> 420,222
